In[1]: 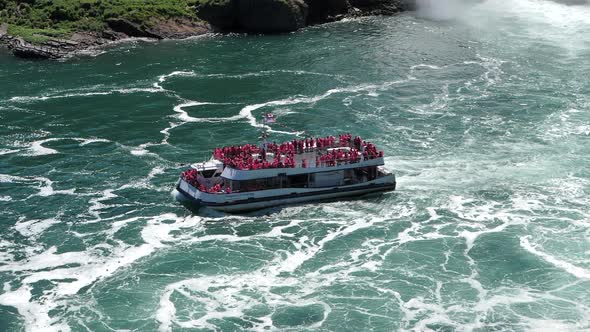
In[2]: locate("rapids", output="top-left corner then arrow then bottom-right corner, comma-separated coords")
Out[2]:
1,0 -> 589,330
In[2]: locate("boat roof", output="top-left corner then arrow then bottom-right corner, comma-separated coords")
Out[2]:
191,159 -> 223,171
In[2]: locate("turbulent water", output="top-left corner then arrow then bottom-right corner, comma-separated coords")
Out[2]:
1,0 -> 590,331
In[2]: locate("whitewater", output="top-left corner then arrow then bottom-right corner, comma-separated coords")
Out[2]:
1,0 -> 589,331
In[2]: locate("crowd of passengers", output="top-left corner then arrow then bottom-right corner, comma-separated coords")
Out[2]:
181,134 -> 384,194
181,169 -> 233,194
212,134 -> 384,171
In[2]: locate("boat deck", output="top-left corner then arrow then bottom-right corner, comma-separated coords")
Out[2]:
252,146 -> 358,169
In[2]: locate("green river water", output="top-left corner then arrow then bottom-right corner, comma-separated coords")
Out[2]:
1,1 -> 590,331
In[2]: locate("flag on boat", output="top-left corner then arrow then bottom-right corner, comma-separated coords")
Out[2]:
263,113 -> 276,124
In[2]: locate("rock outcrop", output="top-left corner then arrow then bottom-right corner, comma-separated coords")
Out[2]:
107,17 -> 210,39
305,0 -> 350,24
197,0 -> 406,33
0,19 -> 211,60
147,18 -> 210,39
106,18 -> 163,39
349,0 -> 402,15
237,0 -> 308,32
197,0 -> 309,32
0,31 -> 112,59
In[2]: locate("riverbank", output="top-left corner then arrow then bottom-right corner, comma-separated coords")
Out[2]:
0,0 -> 410,59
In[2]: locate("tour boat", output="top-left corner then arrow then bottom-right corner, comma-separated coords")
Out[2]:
174,134 -> 396,213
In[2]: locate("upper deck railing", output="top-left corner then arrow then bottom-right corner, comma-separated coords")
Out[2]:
213,134 -> 384,171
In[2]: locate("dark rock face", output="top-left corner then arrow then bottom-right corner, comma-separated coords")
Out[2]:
198,0 -> 308,33
197,0 -> 405,33
237,0 -> 308,32
305,0 -> 350,24
349,0 -> 402,15
196,0 -> 237,30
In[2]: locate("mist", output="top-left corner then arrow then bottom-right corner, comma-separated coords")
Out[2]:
414,0 -> 468,20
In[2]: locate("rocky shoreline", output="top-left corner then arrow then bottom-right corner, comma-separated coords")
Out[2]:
0,0 -> 412,60
0,18 -> 211,60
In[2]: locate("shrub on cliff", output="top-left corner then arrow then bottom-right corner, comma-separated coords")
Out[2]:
0,0 -> 204,41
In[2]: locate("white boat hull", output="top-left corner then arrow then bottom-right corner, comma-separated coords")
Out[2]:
175,175 -> 396,213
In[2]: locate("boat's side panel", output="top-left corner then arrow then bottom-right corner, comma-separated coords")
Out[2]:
176,175 -> 396,213
207,184 -> 396,212
178,175 -> 394,203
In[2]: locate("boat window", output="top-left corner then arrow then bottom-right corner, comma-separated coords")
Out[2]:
287,174 -> 308,188
353,167 -> 377,181
313,171 -> 344,187
201,170 -> 216,178
231,177 -> 282,192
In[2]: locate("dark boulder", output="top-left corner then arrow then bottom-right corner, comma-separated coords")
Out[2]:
304,0 -> 350,24
195,0 -> 237,30
349,0 -> 403,15
236,0 -> 308,32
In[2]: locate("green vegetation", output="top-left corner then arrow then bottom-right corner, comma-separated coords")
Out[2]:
0,0 -> 205,42
7,24 -> 70,42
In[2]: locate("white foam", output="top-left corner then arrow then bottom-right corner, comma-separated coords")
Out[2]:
526,318 -> 586,332
201,69 -> 344,81
77,138 -> 111,146
148,166 -> 165,179
0,213 -> 191,331
117,87 -> 163,94
237,79 -> 410,132
130,142 -> 160,156
8,85 -> 165,104
20,137 -> 111,156
0,284 -> 71,332
0,173 -> 76,198
29,176 -> 76,198
154,71 -> 197,90
87,189 -> 118,218
542,108 -> 590,141
520,236 -> 590,279
172,100 -> 217,123
0,148 -> 20,155
13,218 -> 61,237
410,63 -> 442,71
159,122 -> 184,145
36,177 -> 55,197
155,211 -> 394,331
26,138 -> 59,156
156,273 -> 330,332
0,246 -> 90,272
161,72 -> 410,136
0,241 -> 15,264
0,174 -> 26,183
9,92 -> 112,103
